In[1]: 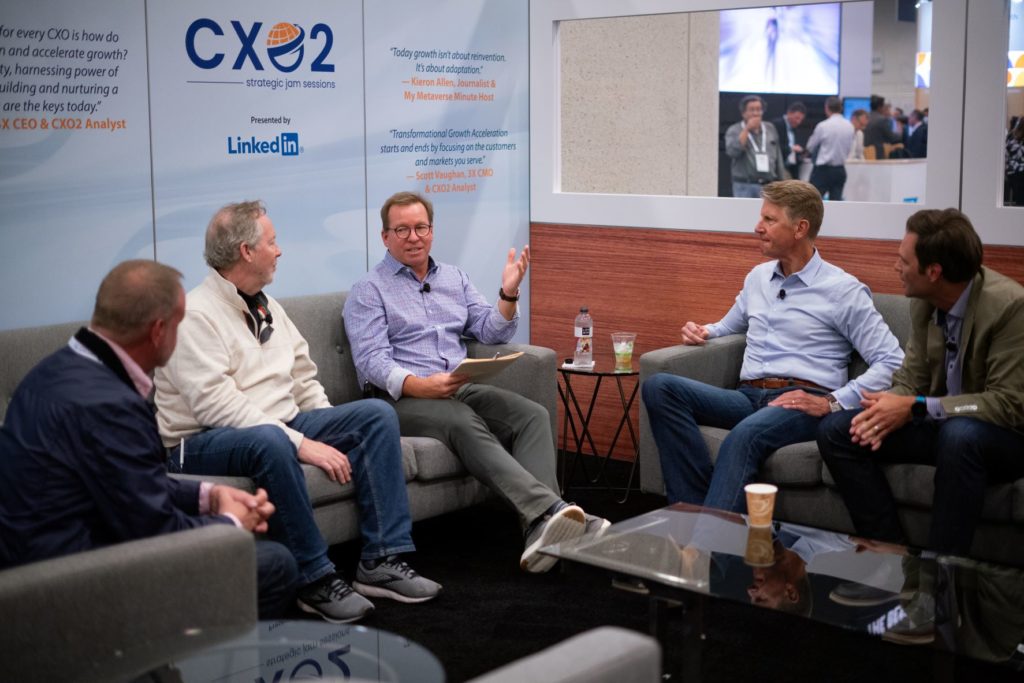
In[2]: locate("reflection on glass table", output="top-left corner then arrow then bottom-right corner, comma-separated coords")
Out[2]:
541,503 -> 1024,673
143,621 -> 444,683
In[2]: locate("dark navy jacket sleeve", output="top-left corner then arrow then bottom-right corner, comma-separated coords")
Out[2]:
60,396 -> 229,543
0,348 -> 230,568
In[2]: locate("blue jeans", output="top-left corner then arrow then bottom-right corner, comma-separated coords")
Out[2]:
169,400 -> 414,584
642,374 -> 824,512
732,181 -> 764,198
818,411 -> 1024,555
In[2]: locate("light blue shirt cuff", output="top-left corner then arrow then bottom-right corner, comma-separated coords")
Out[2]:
925,396 -> 946,420
831,387 -> 859,409
490,306 -> 519,327
386,367 -> 414,401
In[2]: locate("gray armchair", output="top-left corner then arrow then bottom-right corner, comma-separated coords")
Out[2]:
0,525 -> 257,683
637,293 -> 1024,566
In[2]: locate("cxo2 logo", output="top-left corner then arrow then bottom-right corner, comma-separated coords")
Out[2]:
185,19 -> 334,73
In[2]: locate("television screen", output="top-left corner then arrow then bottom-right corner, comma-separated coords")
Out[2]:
719,3 -> 841,95
843,96 -> 870,119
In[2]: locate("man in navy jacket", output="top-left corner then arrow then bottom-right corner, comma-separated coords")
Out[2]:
0,260 -> 298,617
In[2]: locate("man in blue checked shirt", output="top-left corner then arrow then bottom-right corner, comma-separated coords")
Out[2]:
642,180 -> 904,514
344,191 -> 607,573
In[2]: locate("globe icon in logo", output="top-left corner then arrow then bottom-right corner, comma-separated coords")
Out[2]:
266,22 -> 305,73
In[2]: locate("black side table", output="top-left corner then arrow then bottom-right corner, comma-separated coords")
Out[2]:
558,350 -> 641,502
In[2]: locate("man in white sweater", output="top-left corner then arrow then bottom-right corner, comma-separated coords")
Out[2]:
155,200 -> 440,624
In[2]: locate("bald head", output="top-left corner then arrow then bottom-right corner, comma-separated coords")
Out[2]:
91,260 -> 184,346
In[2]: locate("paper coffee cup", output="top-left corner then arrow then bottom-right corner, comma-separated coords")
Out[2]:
744,483 -> 778,527
743,524 -> 775,567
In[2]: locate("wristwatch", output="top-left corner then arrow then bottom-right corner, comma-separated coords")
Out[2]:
498,287 -> 519,302
911,395 -> 928,424
826,394 -> 842,413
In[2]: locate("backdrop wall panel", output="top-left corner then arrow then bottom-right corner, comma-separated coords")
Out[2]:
0,0 -> 529,334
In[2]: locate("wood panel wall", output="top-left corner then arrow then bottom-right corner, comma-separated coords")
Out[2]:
530,222 -> 1024,460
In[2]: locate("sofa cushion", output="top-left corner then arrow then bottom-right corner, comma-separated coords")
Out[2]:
821,463 -> 1015,523
407,436 -> 469,481
303,437 -> 425,506
702,429 -> 824,487
760,442 -> 825,487
304,466 -> 355,507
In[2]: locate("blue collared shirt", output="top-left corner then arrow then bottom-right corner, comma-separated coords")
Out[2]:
705,250 -> 904,408
344,251 -> 517,399
925,280 -> 973,419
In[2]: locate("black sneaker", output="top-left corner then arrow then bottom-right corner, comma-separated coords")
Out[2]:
297,572 -> 374,624
829,581 -> 911,607
882,592 -> 935,646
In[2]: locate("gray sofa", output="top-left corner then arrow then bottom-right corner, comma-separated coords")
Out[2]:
638,293 -> 1024,567
165,291 -> 558,544
0,290 -> 557,547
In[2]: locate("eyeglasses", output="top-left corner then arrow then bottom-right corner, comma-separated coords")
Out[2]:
245,307 -> 275,345
385,223 -> 433,239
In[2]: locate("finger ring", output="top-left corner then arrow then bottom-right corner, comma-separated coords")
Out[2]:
873,425 -> 879,432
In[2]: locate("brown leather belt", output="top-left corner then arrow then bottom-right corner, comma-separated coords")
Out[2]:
739,377 -> 827,391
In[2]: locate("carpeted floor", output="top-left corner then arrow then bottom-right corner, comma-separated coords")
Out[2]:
302,458 -> 1022,682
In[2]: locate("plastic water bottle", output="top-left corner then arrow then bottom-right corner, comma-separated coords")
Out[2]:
573,307 -> 593,366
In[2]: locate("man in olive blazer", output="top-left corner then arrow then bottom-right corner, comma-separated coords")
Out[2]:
817,208 -> 1024,557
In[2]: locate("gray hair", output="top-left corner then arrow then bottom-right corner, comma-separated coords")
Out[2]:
91,260 -> 183,345
204,200 -> 267,270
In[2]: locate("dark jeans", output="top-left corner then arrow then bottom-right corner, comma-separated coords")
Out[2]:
642,373 -> 824,513
810,164 -> 847,201
255,540 -> 300,618
817,411 -> 1024,556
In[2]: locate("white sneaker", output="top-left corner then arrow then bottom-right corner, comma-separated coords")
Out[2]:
520,504 -> 586,573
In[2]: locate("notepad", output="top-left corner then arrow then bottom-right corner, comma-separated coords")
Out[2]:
451,351 -> 524,380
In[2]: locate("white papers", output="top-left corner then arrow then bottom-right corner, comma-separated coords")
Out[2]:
451,351 -> 524,380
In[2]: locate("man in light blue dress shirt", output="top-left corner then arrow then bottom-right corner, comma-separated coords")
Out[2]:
344,191 -> 605,574
806,96 -> 855,201
642,180 -> 904,513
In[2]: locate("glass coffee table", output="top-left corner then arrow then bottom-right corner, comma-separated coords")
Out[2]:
137,621 -> 444,682
541,503 -> 1024,682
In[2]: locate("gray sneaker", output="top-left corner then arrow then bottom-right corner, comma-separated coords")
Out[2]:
354,557 -> 442,604
584,513 -> 611,537
297,573 -> 374,623
520,504 -> 586,573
